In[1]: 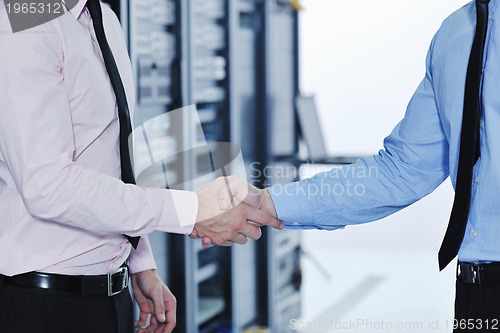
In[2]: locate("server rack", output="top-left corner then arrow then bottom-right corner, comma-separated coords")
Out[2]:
254,1 -> 302,332
169,1 -> 234,332
226,1 -> 263,332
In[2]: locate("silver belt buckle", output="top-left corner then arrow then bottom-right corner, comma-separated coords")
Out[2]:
107,266 -> 129,297
459,263 -> 483,284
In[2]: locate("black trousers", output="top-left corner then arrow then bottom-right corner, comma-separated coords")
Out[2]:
0,278 -> 134,333
454,278 -> 500,332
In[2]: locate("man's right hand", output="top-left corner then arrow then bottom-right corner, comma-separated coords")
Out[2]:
192,176 -> 283,246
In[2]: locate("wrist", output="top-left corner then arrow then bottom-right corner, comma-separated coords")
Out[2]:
131,268 -> 156,277
262,189 -> 277,217
195,191 -> 202,223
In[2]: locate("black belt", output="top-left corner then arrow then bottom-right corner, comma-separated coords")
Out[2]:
0,265 -> 129,297
458,262 -> 500,285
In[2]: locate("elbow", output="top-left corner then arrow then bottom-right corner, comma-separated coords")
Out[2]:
21,166 -> 76,221
23,192 -> 64,221
23,186 -> 68,221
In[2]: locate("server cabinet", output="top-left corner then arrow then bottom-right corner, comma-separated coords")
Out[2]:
227,1 -> 264,332
169,1 -> 234,332
259,1 -> 302,332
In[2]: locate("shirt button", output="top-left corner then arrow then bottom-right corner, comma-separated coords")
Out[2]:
474,177 -> 479,183
471,229 -> 478,237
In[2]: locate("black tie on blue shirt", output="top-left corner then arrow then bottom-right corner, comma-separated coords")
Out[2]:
438,0 -> 489,271
86,0 -> 140,249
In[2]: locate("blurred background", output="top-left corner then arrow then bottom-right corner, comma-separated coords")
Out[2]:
105,0 -> 469,331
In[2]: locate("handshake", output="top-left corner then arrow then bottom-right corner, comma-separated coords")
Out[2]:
190,176 -> 283,246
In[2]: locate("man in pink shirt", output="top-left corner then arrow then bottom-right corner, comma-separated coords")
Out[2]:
0,1 -> 283,332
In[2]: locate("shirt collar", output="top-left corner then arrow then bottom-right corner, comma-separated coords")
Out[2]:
63,0 -> 88,21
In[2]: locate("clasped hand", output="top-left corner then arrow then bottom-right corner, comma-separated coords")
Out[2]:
191,176 -> 281,246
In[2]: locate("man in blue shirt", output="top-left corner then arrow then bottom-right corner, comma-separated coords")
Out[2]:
263,1 -> 500,331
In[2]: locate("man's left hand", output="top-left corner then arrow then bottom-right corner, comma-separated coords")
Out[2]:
131,269 -> 176,333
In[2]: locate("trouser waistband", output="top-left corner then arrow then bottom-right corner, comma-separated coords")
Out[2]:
457,262 -> 500,285
0,263 -> 129,297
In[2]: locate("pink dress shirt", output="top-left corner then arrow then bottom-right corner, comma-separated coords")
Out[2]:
0,0 -> 197,276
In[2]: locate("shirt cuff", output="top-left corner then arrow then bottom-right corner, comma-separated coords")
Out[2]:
156,189 -> 197,235
267,181 -> 316,226
128,236 -> 157,274
267,181 -> 345,231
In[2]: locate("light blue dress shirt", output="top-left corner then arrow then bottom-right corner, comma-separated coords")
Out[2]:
268,0 -> 500,263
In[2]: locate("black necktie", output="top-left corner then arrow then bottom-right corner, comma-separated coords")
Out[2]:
438,0 -> 489,271
86,0 -> 140,249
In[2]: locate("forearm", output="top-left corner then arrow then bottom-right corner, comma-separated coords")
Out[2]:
268,150 -> 448,229
18,162 -> 196,236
